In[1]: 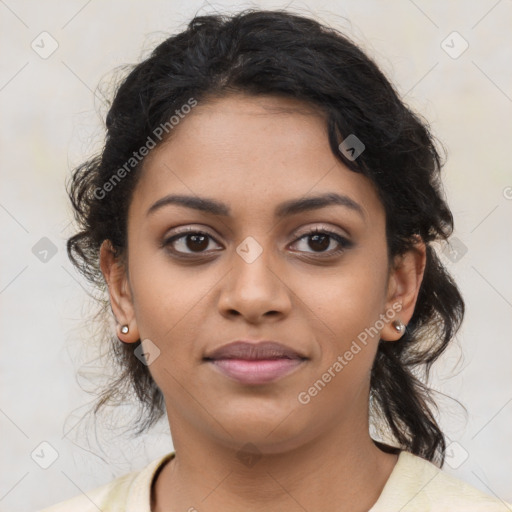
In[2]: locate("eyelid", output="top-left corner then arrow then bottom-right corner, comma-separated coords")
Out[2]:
292,223 -> 349,239
163,224 -> 218,239
161,225 -> 221,247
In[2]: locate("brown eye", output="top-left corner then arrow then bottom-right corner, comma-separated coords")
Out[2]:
290,228 -> 352,256
306,233 -> 331,252
163,230 -> 221,255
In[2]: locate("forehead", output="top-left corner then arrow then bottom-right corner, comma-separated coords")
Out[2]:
129,93 -> 384,224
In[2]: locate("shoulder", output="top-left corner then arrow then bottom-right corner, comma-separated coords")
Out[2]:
371,450 -> 511,511
35,452 -> 175,512
35,471 -> 137,512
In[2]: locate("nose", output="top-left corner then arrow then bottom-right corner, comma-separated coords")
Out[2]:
217,244 -> 292,324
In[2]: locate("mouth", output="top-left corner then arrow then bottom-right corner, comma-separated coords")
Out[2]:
203,340 -> 308,385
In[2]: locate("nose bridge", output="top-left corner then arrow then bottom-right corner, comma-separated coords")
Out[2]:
218,234 -> 291,320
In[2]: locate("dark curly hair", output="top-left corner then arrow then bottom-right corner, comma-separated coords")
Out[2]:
66,9 -> 464,466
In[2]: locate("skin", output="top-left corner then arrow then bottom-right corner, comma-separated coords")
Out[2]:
100,93 -> 426,512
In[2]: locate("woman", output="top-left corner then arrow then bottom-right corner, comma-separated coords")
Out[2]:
38,9 -> 510,511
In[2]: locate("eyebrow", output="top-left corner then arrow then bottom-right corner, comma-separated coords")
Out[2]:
146,192 -> 365,220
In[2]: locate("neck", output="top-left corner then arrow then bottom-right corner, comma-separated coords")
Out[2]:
152,414 -> 399,512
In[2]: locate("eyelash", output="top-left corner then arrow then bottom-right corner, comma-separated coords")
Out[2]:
161,226 -> 352,259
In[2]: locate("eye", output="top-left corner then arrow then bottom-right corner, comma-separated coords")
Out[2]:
162,228 -> 222,256
161,226 -> 352,259
290,227 -> 352,257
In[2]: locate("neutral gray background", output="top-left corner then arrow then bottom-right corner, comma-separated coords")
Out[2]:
1,0 -> 511,510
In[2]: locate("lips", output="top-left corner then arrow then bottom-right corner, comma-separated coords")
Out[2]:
204,341 -> 307,385
204,341 -> 307,361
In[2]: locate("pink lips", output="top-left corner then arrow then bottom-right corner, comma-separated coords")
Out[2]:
204,341 -> 307,385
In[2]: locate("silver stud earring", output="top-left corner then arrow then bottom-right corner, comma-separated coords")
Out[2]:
392,319 -> 405,334
121,325 -> 129,334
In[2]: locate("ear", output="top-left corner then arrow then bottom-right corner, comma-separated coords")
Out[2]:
380,237 -> 427,342
99,239 -> 140,343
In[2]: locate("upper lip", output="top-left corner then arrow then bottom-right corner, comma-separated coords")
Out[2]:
204,341 -> 307,361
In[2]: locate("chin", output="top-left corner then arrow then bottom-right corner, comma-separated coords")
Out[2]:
211,403 -> 315,451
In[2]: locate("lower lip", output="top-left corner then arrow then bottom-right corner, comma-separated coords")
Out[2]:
208,358 -> 304,385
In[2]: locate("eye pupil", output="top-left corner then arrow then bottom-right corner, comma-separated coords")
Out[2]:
187,234 -> 209,252
309,234 -> 330,252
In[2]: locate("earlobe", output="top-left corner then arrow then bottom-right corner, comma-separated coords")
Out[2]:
99,239 -> 140,344
381,240 -> 427,342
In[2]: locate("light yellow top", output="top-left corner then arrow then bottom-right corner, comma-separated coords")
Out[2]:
37,450 -> 511,511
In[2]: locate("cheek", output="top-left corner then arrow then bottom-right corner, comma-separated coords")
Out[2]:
127,251 -> 202,357
292,264 -> 387,416
292,253 -> 389,402
304,256 -> 388,343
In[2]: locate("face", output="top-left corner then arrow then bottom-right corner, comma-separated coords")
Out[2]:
101,93 -> 423,454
